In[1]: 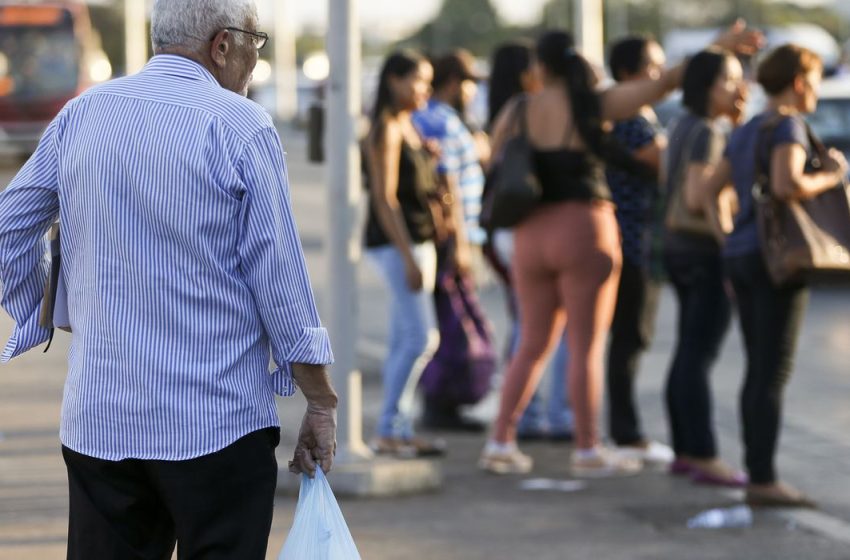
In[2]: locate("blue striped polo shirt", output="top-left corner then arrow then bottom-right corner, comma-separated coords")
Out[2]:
0,55 -> 333,460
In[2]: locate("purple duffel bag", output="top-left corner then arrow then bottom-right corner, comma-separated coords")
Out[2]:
419,270 -> 497,406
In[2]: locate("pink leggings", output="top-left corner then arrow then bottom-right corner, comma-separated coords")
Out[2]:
493,201 -> 621,450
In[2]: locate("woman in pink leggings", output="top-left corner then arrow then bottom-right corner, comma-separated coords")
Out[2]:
479,27 -> 760,477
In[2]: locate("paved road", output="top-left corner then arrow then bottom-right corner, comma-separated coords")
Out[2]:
2,130 -> 850,559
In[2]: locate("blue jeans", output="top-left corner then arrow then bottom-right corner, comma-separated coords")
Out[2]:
368,243 -> 438,439
493,230 -> 573,435
512,320 -> 573,435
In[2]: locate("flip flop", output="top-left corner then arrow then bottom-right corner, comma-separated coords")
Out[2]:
669,458 -> 694,476
746,490 -> 817,509
690,468 -> 748,488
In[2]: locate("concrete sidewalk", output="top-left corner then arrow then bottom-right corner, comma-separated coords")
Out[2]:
267,333 -> 850,560
3,343 -> 850,560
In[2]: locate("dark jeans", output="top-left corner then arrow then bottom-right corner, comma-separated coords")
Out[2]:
725,252 -> 808,484
63,427 -> 280,560
664,251 -> 732,459
606,259 -> 661,445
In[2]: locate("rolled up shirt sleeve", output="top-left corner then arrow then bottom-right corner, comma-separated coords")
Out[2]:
237,127 -> 334,394
0,115 -> 63,361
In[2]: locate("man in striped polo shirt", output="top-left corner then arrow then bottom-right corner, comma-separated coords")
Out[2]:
0,1 -> 337,557
413,50 -> 491,432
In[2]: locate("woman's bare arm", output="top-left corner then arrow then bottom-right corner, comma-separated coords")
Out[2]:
489,96 -> 522,162
694,158 -> 735,243
770,144 -> 846,201
366,121 -> 417,264
600,68 -> 681,122
602,21 -> 763,122
696,158 -> 732,206
685,161 -> 721,212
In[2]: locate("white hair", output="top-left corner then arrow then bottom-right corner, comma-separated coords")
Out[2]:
151,0 -> 257,51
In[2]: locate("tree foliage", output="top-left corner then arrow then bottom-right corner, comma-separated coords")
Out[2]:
536,0 -> 849,43
399,0 -> 527,56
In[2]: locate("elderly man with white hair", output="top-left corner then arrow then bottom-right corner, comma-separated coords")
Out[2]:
0,0 -> 337,557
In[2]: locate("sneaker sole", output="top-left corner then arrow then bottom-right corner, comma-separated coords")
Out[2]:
478,458 -> 533,475
570,464 -> 642,478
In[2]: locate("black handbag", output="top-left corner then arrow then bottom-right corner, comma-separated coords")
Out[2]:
480,96 -> 541,230
754,114 -> 850,285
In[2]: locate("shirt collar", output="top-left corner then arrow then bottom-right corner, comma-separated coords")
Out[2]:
142,54 -> 220,86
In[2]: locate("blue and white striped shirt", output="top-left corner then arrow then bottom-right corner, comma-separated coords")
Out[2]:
0,55 -> 333,460
413,100 -> 486,245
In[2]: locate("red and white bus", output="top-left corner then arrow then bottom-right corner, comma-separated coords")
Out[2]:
0,1 -> 108,156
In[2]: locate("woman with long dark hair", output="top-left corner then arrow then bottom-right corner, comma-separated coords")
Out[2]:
363,51 -> 445,457
488,42 -> 539,130
479,30 -> 680,476
663,48 -> 749,486
479,27 -> 760,476
699,44 -> 846,506
486,41 -> 573,442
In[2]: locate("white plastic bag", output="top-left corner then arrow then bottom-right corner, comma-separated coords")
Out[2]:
279,468 -> 362,560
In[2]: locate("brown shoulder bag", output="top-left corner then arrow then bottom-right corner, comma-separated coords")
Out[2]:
754,115 -> 850,285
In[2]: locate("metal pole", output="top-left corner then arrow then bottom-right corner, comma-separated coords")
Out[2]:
125,0 -> 147,75
574,0 -> 605,66
326,0 -> 372,462
272,0 -> 298,122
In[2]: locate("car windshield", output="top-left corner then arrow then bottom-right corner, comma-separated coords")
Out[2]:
0,15 -> 78,100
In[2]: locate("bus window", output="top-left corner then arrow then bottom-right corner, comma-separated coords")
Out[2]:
0,3 -> 103,156
0,8 -> 78,101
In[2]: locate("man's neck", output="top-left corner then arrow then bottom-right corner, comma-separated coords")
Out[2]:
155,48 -> 222,86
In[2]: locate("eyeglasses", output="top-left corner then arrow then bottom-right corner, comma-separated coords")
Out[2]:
216,27 -> 269,50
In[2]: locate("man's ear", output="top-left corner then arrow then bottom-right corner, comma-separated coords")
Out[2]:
209,30 -> 230,67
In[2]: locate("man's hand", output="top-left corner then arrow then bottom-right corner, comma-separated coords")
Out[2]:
288,363 -> 338,478
730,84 -> 750,126
823,148 -> 849,181
404,258 -> 424,291
288,403 -> 337,478
449,239 -> 473,278
713,19 -> 765,56
423,138 -> 442,161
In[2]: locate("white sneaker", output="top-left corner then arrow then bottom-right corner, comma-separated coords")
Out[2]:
571,446 -> 642,478
615,440 -> 674,468
478,442 -> 533,475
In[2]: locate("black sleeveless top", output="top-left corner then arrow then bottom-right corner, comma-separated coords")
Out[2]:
365,141 -> 437,248
511,95 -> 610,204
533,148 -> 611,204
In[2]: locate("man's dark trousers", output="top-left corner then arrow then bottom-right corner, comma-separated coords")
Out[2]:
62,427 -> 280,560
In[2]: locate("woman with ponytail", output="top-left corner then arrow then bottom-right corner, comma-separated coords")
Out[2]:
486,40 -> 573,442
479,26 -> 761,476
